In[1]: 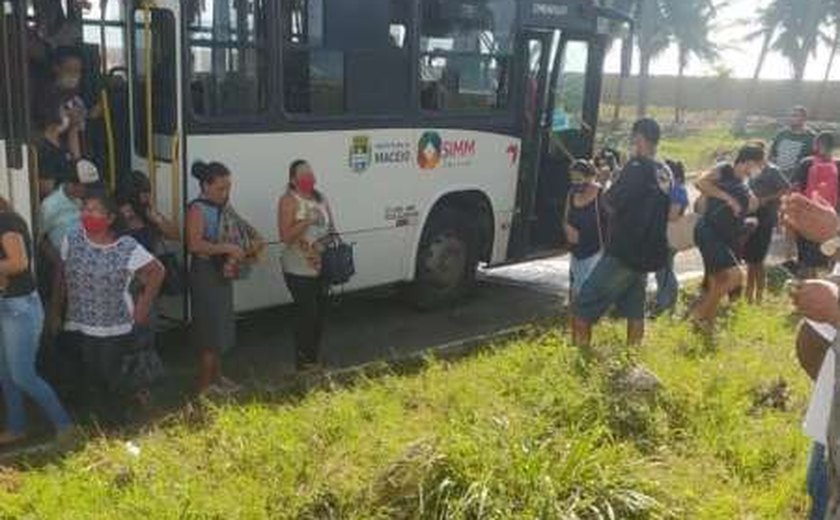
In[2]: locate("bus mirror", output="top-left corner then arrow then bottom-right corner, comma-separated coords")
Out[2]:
620,35 -> 632,78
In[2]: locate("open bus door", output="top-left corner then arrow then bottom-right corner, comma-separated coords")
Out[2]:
508,0 -> 632,261
129,1 -> 184,322
0,0 -> 34,226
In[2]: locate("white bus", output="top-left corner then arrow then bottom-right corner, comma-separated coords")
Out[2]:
0,0 -> 631,319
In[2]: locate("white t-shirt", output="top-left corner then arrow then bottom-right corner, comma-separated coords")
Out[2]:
803,320 -> 837,446
60,232 -> 156,337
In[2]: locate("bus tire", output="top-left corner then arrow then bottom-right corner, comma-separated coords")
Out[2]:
410,207 -> 479,310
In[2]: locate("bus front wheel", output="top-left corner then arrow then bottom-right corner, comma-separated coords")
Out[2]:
411,207 -> 479,310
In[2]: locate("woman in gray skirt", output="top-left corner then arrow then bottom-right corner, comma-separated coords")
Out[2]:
186,161 -> 245,394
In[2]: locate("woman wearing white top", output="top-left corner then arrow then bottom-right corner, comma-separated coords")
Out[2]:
278,160 -> 333,371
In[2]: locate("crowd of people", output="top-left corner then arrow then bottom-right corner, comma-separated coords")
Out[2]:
0,33 -> 348,443
567,108 -> 840,519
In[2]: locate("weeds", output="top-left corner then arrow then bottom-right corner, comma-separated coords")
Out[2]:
0,295 -> 812,519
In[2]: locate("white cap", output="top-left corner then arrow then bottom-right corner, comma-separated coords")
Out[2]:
76,160 -> 100,184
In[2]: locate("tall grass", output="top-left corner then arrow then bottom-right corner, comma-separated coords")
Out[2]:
0,296 -> 812,519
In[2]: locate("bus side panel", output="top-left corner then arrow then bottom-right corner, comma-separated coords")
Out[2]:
185,128 -> 519,312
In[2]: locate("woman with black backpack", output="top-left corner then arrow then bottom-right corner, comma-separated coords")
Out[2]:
691,144 -> 764,331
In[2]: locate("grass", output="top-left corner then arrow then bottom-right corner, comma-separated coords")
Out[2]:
596,107 -> 779,173
0,292 -> 814,519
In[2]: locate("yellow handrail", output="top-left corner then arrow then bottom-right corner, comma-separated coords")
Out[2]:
101,88 -> 116,191
143,4 -> 156,206
170,134 -> 180,228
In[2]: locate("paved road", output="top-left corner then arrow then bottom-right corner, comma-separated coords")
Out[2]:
159,246 -> 718,389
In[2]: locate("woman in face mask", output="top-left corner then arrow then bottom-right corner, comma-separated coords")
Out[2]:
563,160 -> 607,305
691,144 -> 764,331
278,160 -> 334,372
59,195 -> 164,422
186,161 -> 246,394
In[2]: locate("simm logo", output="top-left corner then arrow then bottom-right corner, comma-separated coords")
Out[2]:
417,131 -> 476,170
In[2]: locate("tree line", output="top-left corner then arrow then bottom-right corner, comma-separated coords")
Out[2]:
600,0 -> 840,119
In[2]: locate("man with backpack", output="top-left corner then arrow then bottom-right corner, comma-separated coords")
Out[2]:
793,132 -> 839,278
572,118 -> 672,349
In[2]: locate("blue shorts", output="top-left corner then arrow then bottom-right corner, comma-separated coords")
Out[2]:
570,252 -> 602,298
574,255 -> 647,323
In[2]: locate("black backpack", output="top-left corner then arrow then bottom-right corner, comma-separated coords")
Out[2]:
620,158 -> 672,273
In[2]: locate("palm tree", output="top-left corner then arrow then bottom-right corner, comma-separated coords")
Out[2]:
671,0 -> 719,124
763,0 -> 828,82
821,0 -> 840,84
635,0 -> 672,117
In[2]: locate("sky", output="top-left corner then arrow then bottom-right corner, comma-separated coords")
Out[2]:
604,0 -> 840,81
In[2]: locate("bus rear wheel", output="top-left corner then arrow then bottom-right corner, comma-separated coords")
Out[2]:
411,207 -> 478,310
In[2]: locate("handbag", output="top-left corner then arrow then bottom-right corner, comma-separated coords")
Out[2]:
667,212 -> 698,252
120,328 -> 165,393
318,201 -> 355,286
321,237 -> 355,286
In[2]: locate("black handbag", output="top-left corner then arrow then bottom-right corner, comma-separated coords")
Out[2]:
120,327 -> 165,393
321,238 -> 355,286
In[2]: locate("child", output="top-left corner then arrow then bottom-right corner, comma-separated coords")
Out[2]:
793,132 -> 838,278
564,160 -> 607,302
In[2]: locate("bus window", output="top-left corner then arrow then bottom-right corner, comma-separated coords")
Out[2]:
419,0 -> 515,113
282,0 -> 410,116
133,8 -> 177,160
187,0 -> 268,118
553,40 -> 589,132
82,0 -> 125,71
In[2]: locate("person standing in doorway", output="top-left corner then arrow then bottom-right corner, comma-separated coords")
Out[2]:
186,162 -> 245,394
278,160 -> 334,372
572,119 -> 672,350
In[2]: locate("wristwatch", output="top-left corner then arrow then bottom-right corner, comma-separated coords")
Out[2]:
821,237 -> 840,256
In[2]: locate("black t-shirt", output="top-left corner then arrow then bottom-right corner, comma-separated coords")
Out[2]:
704,164 -> 752,248
567,189 -> 607,260
0,212 -> 36,297
604,157 -> 672,265
37,140 -> 74,185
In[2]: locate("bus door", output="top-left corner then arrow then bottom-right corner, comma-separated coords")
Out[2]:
530,37 -> 600,250
510,33 -> 602,258
129,2 -> 184,321
507,28 -> 555,259
0,0 -> 34,225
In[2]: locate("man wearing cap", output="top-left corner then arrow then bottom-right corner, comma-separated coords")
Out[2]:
39,159 -> 99,249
